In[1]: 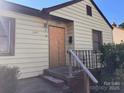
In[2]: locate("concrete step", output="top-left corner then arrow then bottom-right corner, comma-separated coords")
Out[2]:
43,69 -> 67,81
42,75 -> 71,93
42,75 -> 65,87
43,67 -> 85,93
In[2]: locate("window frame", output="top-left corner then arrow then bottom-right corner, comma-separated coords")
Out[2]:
86,5 -> 92,16
92,30 -> 103,51
0,16 -> 15,56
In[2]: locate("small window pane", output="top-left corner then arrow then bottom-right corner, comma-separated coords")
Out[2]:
0,17 -> 10,53
0,37 -> 9,53
86,5 -> 92,16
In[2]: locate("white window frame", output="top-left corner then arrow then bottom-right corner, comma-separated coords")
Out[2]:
0,16 -> 15,56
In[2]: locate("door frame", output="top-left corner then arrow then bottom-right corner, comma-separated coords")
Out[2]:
48,25 -> 66,68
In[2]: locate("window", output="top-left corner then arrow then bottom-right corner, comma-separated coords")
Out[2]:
86,5 -> 92,16
0,17 -> 15,56
121,40 -> 124,43
92,30 -> 102,51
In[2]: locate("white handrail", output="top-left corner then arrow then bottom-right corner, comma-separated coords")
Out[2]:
68,49 -> 98,84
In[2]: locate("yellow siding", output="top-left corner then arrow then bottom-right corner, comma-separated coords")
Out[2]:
0,10 -> 49,79
50,0 -> 113,50
113,27 -> 124,44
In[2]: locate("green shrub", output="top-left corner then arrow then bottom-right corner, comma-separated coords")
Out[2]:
0,66 -> 19,93
101,43 -> 124,73
94,43 -> 124,93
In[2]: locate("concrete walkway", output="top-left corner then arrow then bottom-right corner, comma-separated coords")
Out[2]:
16,77 -> 63,93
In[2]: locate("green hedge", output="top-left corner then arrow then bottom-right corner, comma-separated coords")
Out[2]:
98,43 -> 124,93
101,43 -> 124,74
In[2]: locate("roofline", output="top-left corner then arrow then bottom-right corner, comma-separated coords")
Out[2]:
0,1 -> 72,22
42,0 -> 112,29
114,27 -> 124,31
0,1 -> 41,17
42,0 -> 83,14
1,0 -> 112,29
42,14 -> 73,22
90,0 -> 112,29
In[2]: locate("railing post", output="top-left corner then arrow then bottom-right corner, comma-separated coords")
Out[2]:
68,49 -> 98,83
68,51 -> 73,77
83,73 -> 90,93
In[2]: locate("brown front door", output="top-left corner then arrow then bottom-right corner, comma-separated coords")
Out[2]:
49,26 -> 66,68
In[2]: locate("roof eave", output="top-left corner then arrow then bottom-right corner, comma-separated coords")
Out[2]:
0,1 -> 41,17
42,0 -> 112,30
90,0 -> 113,29
42,0 -> 83,14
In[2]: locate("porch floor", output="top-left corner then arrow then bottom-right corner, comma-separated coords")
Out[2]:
16,77 -> 64,93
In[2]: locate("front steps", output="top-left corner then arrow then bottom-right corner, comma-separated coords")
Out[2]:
43,75 -> 65,87
42,66 -> 85,93
44,66 -> 83,81
42,75 -> 71,93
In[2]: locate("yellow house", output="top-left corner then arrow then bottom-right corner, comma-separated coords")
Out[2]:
113,26 -> 124,44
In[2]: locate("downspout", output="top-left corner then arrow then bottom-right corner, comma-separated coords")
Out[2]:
45,14 -> 50,68
46,14 -> 50,68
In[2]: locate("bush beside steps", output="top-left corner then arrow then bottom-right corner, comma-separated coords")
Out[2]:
0,66 -> 19,93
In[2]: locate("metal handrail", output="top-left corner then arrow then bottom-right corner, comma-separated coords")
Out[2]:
68,49 -> 98,84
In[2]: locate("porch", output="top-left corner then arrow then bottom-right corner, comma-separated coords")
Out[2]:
16,49 -> 103,93
43,49 -> 103,93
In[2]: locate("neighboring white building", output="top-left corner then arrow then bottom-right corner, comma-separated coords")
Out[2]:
0,0 -> 112,79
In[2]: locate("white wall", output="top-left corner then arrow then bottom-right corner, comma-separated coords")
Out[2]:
0,10 -> 49,79
0,0 -> 113,79
0,9 -> 68,79
50,0 -> 113,50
